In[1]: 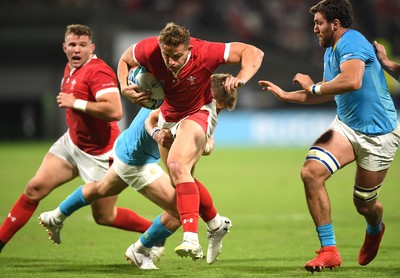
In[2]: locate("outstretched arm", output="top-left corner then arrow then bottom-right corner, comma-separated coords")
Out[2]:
258,80 -> 333,104
373,41 -> 400,81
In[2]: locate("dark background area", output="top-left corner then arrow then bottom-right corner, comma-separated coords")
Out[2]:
0,0 -> 399,139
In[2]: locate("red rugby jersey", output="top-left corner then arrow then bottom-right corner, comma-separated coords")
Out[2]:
133,37 -> 227,122
61,55 -> 120,155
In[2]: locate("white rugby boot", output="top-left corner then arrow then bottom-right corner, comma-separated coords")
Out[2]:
206,216 -> 232,264
38,211 -> 63,244
125,242 -> 158,270
174,240 -> 204,261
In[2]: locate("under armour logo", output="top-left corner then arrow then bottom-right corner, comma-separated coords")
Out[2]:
7,213 -> 16,222
183,218 -> 194,224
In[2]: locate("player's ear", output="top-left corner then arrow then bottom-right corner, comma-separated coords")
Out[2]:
332,19 -> 341,31
90,43 -> 96,53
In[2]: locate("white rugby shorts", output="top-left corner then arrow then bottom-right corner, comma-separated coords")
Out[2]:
49,131 -> 113,183
112,155 -> 164,191
329,116 -> 400,171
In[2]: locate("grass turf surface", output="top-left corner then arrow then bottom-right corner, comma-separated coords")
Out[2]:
0,141 -> 399,277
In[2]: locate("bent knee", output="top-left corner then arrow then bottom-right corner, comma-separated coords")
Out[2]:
302,146 -> 341,183
353,184 -> 382,215
167,159 -> 186,178
92,212 -> 115,226
300,164 -> 326,184
24,179 -> 50,201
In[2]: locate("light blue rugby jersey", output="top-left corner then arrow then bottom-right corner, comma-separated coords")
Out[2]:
323,29 -> 398,135
115,108 -> 160,166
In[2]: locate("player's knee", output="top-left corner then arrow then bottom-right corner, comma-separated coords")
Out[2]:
300,165 -> 323,185
92,212 -> 114,226
353,183 -> 381,215
167,159 -> 185,178
302,146 -> 341,183
24,179 -> 48,201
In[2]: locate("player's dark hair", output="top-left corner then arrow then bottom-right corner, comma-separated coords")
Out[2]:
65,24 -> 93,41
310,0 -> 353,28
159,22 -> 190,48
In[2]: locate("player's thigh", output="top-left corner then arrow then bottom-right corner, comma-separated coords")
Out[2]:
302,130 -> 355,180
139,173 -> 177,213
169,119 -> 205,166
355,165 -> 388,188
95,166 -> 129,197
313,129 -> 355,167
25,153 -> 77,199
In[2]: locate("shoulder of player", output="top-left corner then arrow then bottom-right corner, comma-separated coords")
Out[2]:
190,38 -> 225,55
86,57 -> 115,74
341,29 -> 366,43
339,30 -> 371,53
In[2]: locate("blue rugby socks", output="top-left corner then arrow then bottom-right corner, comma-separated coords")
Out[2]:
366,219 -> 383,235
59,185 -> 89,216
140,214 -> 173,248
317,223 -> 336,247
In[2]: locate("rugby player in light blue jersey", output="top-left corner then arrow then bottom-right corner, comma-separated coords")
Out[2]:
39,73 -> 237,270
259,0 -> 400,273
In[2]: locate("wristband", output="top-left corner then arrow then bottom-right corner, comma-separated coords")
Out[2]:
311,84 -> 321,95
151,127 -> 161,139
73,99 -> 88,111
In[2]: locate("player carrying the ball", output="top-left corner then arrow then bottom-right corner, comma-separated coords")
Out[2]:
39,73 -> 239,270
118,22 -> 264,262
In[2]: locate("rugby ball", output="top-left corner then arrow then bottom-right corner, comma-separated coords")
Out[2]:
127,66 -> 164,110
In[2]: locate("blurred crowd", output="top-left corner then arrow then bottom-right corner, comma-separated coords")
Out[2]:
1,0 -> 399,108
2,0 -> 399,56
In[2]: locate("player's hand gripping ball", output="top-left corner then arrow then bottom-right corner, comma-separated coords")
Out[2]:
127,66 -> 164,110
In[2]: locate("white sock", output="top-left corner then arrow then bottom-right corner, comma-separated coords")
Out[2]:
53,207 -> 67,223
183,232 -> 199,243
205,213 -> 222,231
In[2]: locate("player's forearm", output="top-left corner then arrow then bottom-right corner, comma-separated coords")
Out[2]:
145,109 -> 160,136
117,59 -> 130,91
381,58 -> 400,81
285,90 -> 332,104
238,46 -> 264,83
83,99 -> 123,122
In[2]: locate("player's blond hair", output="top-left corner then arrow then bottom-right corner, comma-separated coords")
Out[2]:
159,22 -> 190,48
211,73 -> 238,111
65,24 -> 93,41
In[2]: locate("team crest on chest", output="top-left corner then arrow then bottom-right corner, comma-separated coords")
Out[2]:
186,75 -> 197,87
70,79 -> 77,90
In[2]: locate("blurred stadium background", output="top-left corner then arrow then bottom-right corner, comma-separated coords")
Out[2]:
0,0 -> 399,146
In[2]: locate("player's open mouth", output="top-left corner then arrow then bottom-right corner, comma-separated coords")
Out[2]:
72,56 -> 81,60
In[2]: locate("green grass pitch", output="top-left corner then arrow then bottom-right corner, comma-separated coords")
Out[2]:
0,142 -> 399,277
